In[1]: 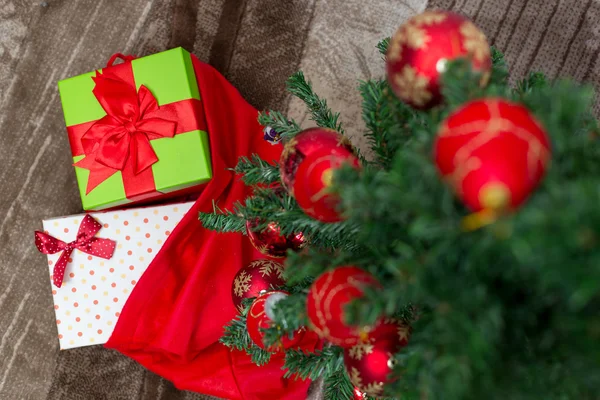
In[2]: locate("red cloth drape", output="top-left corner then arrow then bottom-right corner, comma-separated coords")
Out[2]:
106,56 -> 316,399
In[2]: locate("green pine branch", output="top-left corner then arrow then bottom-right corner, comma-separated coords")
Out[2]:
220,314 -> 272,366
286,71 -> 345,134
283,346 -> 344,380
249,346 -> 272,366
490,46 -> 509,84
235,188 -> 362,251
262,292 -> 309,347
514,72 -> 547,95
258,111 -> 302,142
377,37 -> 391,56
198,202 -> 246,233
323,367 -> 354,400
360,79 -> 420,168
220,314 -> 252,351
233,154 -> 281,185
360,79 -> 395,168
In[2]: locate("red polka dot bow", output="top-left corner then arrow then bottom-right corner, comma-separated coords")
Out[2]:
35,215 -> 116,288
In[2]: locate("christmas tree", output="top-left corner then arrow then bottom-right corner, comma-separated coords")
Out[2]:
200,11 -> 600,400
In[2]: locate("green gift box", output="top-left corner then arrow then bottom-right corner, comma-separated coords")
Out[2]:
58,48 -> 212,210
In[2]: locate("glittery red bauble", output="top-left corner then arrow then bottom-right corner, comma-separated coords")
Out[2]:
246,291 -> 305,351
387,10 -> 492,109
306,266 -> 379,347
344,319 -> 410,397
280,128 -> 355,193
353,386 -> 368,399
293,149 -> 360,223
231,260 -> 286,313
246,219 -> 306,258
434,98 -> 551,212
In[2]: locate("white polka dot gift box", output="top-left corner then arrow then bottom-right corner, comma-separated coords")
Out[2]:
36,202 -> 193,350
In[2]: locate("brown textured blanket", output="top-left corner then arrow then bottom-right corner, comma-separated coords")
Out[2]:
0,0 -> 598,398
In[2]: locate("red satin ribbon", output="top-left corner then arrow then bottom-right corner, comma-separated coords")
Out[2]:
35,215 -> 116,288
67,54 -> 206,196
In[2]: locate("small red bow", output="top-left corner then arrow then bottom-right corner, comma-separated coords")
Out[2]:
35,215 -> 116,288
74,68 -> 177,193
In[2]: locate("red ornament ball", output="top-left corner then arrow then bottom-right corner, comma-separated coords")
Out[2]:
246,291 -> 305,351
353,386 -> 368,400
246,219 -> 306,258
293,149 -> 360,223
231,260 -> 285,313
280,128 -> 355,193
306,266 -> 379,347
387,10 -> 492,109
434,98 -> 551,212
344,319 -> 411,397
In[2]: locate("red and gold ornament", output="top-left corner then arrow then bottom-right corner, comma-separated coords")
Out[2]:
306,266 -> 380,347
231,260 -> 285,313
293,149 -> 360,222
246,291 -> 305,351
279,127 -> 356,193
246,219 -> 306,258
433,98 -> 551,225
344,319 -> 410,397
386,10 -> 492,109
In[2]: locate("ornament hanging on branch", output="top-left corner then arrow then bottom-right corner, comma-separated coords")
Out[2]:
433,98 -> 551,228
246,219 -> 306,258
344,319 -> 411,397
263,126 -> 282,145
231,260 -> 286,313
246,291 -> 305,351
386,10 -> 492,109
279,127 -> 356,193
293,149 -> 360,222
306,266 -> 380,347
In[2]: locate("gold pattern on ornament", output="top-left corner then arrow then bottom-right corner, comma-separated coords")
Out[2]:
310,270 -> 335,340
310,270 -> 367,346
363,381 -> 385,396
388,34 -> 403,61
349,367 -> 364,388
349,342 -> 375,360
336,134 -> 355,154
233,270 -> 252,297
305,155 -> 339,203
281,137 -> 299,161
249,297 -> 267,318
258,260 -> 284,278
411,10 -> 447,26
393,66 -> 432,106
444,157 -> 482,195
256,243 -> 270,256
459,21 -> 490,63
402,23 -> 431,50
437,99 -> 550,191
397,323 -> 410,342
237,304 -> 246,315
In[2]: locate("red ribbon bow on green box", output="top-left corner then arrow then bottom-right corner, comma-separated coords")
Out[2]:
75,71 -> 176,192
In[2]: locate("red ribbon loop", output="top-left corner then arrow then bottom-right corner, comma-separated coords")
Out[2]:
35,215 -> 116,288
106,53 -> 137,67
